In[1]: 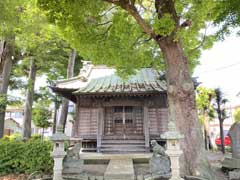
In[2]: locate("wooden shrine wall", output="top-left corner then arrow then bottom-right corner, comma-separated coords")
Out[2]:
76,108 -> 98,138
74,93 -> 168,139
148,108 -> 168,136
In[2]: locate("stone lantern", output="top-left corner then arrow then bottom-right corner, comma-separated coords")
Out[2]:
161,121 -> 184,180
50,126 -> 69,180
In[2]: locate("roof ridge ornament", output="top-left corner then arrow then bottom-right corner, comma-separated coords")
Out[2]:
79,61 -> 93,82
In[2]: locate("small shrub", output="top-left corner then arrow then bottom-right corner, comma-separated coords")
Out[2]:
0,135 -> 53,175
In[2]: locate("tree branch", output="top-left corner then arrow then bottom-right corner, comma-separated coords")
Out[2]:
99,5 -> 117,17
103,0 -> 120,5
189,27 -> 207,54
155,0 -> 179,25
180,19 -> 192,28
124,3 -> 156,39
131,33 -> 145,47
102,0 -> 156,39
97,21 -> 112,26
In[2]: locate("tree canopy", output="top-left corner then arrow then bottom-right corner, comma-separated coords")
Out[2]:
214,0 -> 240,39
37,0 -> 217,75
32,105 -> 52,129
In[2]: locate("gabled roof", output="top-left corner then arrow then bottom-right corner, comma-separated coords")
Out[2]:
52,62 -> 166,101
74,68 -> 166,95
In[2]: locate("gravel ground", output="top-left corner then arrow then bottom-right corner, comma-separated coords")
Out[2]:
0,175 -> 27,180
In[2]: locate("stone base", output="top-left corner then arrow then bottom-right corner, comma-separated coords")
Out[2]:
184,175 -> 206,180
63,158 -> 84,174
229,169 -> 240,180
150,156 -> 171,175
169,177 -> 184,180
63,174 -> 104,180
222,157 -> 240,169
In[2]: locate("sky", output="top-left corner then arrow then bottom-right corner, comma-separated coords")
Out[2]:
194,34 -> 240,106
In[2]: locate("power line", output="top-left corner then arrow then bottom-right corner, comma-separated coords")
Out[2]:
196,61 -> 240,74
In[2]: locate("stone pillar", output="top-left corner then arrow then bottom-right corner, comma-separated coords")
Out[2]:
161,121 -> 184,180
50,127 -> 69,180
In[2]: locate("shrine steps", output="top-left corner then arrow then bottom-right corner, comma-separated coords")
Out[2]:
100,138 -> 146,153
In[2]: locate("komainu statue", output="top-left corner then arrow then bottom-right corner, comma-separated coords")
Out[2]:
151,140 -> 167,157
66,142 -> 81,160
144,140 -> 171,180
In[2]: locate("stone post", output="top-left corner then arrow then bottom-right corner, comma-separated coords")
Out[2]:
161,121 -> 184,180
50,126 -> 69,180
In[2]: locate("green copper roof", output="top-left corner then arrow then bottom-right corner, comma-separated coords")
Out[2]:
74,68 -> 167,95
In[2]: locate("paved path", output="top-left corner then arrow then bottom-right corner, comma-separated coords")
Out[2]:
104,159 -> 135,180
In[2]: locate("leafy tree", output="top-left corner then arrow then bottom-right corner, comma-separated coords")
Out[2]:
11,0 -> 74,139
0,0 -> 81,138
0,0 -> 25,138
214,0 -> 240,39
196,87 -> 215,150
213,88 -> 228,154
234,108 -> 240,122
38,0 -> 218,177
32,102 -> 52,139
35,86 -> 61,135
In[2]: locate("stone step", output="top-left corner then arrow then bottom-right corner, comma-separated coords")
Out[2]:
101,140 -> 145,144
101,148 -> 146,153
101,144 -> 145,148
103,136 -> 144,140
104,159 -> 134,180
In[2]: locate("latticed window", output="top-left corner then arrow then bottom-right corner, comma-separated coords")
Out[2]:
113,106 -> 133,125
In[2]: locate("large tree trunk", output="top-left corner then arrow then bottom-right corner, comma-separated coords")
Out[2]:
58,48 -> 76,132
22,59 -> 37,139
0,40 -> 14,138
219,120 -> 225,154
0,40 -> 7,74
158,39 -> 215,178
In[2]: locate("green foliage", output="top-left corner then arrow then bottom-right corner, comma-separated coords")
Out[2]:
2,0 -> 80,91
0,94 -> 8,112
234,108 -> 240,122
0,94 -> 22,112
153,14 -> 175,36
37,0 -> 164,75
37,0 -> 218,75
0,0 -> 26,38
0,136 -> 53,175
213,88 -> 228,121
196,87 -> 215,124
214,0 -> 240,39
32,103 -> 52,129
